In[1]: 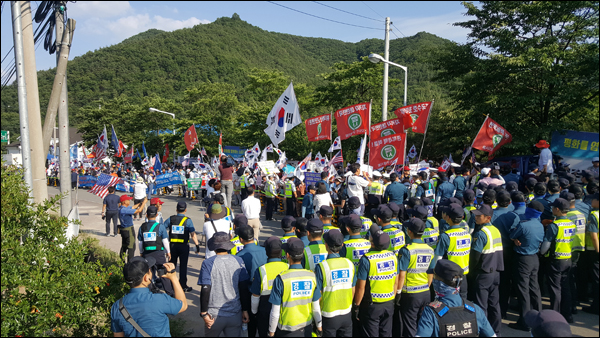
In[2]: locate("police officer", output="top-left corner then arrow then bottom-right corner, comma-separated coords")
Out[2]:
268,237 -> 322,337
435,203 -> 471,299
295,217 -> 310,247
163,201 -> 200,293
279,216 -> 297,263
396,219 -> 434,337
285,176 -> 297,216
320,206 -> 336,233
374,205 -> 405,255
416,259 -> 496,337
303,218 -> 328,271
137,206 -> 171,279
507,201 -> 545,331
340,214 -> 371,268
240,169 -> 250,201
462,190 -> 477,226
265,175 -> 277,221
469,205 -> 504,335
565,192 -> 586,314
368,171 -> 384,205
316,229 -> 356,337
354,224 -> 397,337
383,172 -> 408,206
540,180 -> 561,222
387,202 -> 403,228
416,171 -> 435,201
251,237 -> 290,337
582,193 -> 599,314
436,172 -> 456,207
540,198 -> 576,322
453,166 -> 468,200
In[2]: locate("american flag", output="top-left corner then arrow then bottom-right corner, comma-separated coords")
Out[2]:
89,174 -> 121,199
201,147 -> 207,156
329,150 -> 343,166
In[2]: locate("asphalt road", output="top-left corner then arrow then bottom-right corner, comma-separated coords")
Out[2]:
49,186 -> 600,337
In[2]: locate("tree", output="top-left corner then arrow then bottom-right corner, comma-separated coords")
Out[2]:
432,1 -> 599,156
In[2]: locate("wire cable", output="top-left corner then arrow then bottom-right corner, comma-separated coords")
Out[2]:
360,1 -> 406,38
267,1 -> 383,31
311,1 -> 381,22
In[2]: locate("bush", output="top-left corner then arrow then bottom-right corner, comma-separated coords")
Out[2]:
1,162 -> 127,337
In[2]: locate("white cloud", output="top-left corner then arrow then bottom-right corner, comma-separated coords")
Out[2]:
67,1 -> 133,19
391,10 -> 472,43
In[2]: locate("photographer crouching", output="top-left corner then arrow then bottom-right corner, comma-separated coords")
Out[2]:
110,256 -> 188,337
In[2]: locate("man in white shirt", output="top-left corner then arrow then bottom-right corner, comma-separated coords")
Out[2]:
241,186 -> 262,241
203,204 -> 233,259
346,163 -> 371,215
536,139 -> 554,175
133,176 -> 148,220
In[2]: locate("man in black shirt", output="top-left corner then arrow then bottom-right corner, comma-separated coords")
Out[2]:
102,186 -> 120,236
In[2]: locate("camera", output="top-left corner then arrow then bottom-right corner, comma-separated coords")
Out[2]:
156,265 -> 167,277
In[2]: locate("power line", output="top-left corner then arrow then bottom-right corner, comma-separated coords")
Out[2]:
267,1 -> 383,31
360,1 -> 406,38
312,1 -> 381,22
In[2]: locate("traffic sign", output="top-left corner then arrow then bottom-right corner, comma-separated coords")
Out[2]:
1,130 -> 9,143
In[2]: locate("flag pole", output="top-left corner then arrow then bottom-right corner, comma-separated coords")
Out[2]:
468,115 -> 489,162
417,99 -> 434,164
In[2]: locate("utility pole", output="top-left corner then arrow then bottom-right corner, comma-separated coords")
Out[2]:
56,1 -> 74,216
11,1 -> 33,199
382,17 -> 390,121
20,1 -> 48,203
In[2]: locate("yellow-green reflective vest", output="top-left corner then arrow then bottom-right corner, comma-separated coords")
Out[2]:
445,228 -> 471,274
382,226 -> 405,255
586,211 -> 599,251
427,217 -> 439,232
390,220 -> 402,228
318,257 -> 354,317
464,206 -> 477,225
360,217 -> 372,238
369,182 -> 384,195
481,225 -> 503,254
285,182 -> 294,198
323,225 -> 337,233
231,237 -> 259,256
240,175 -> 247,188
364,250 -> 397,303
258,261 -> 289,296
546,219 -> 576,260
280,234 -> 297,263
527,193 -> 535,203
278,269 -> 317,331
567,209 -> 586,252
304,243 -> 328,271
343,238 -> 371,267
265,181 -> 275,198
423,227 -> 439,249
402,242 -> 434,294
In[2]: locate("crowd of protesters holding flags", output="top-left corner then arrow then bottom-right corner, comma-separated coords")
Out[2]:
68,87 -> 600,337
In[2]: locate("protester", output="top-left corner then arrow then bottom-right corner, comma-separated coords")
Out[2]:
219,154 -> 235,208
118,195 -> 147,263
204,203 -> 233,259
314,182 -> 334,214
536,139 -> 554,175
241,186 -> 263,240
102,186 -> 120,237
133,176 -> 148,220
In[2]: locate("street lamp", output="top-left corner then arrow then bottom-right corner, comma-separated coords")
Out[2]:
149,107 -> 176,136
368,53 -> 407,121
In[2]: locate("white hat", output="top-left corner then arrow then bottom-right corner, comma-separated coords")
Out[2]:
451,163 -> 460,168
372,171 -> 382,177
382,173 -> 390,178
474,162 -> 481,166
132,168 -> 137,172
481,168 -> 491,175
429,167 -> 438,172
593,157 -> 599,162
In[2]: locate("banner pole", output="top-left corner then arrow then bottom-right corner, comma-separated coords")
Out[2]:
417,99 -> 435,164
469,115 -> 489,160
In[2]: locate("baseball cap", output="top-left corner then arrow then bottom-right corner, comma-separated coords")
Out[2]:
472,204 -> 493,217
372,171 -> 382,177
434,259 -> 464,286
525,178 -> 538,189
150,197 -> 164,205
437,167 -> 446,173
318,205 -> 334,217
525,310 -> 572,337
408,206 -> 428,220
547,180 -> 560,191
591,192 -> 599,201
387,202 -> 400,216
406,218 -> 426,236
551,198 -> 570,210
443,203 -> 465,219
281,215 -> 296,230
482,189 -> 497,204
238,226 -> 255,241
264,236 -> 283,256
347,214 -> 363,231
448,197 -> 462,206
208,232 -> 235,251
146,206 -> 158,216
306,218 -> 324,233
176,201 -> 187,212
233,215 -> 248,228
406,197 -> 423,208
308,184 -> 316,191
510,191 -> 526,203
372,205 -> 393,220
123,256 -> 156,285
528,200 -> 545,213
420,197 -> 433,206
295,217 -> 308,232
369,224 -> 390,250
558,178 -> 570,189
348,196 -> 361,209
213,194 -> 225,204
559,191 -> 575,202
323,229 -> 344,247
481,168 -> 491,175
451,163 -> 460,168
463,189 -> 475,202
496,190 -> 511,205
506,181 -> 518,192
120,195 -> 133,203
282,237 -> 304,257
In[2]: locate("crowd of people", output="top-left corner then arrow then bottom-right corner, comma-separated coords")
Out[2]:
98,144 -> 600,337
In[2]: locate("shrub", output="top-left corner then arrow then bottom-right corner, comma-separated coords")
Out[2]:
1,162 -> 127,336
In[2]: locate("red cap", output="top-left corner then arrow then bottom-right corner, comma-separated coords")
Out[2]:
403,166 -> 410,171
535,140 -> 550,148
437,167 -> 447,172
120,195 -> 133,203
150,197 -> 164,205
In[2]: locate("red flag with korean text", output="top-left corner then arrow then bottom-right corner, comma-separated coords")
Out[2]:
370,118 -> 406,140
334,102 -> 370,140
184,124 -> 199,151
305,114 -> 332,142
471,116 -> 512,157
369,133 -> 407,170
162,144 -> 170,163
124,146 -> 134,164
393,101 -> 432,133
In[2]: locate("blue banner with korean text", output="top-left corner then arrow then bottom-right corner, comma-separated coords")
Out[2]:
154,172 -> 183,190
78,175 -> 97,187
551,130 -> 599,171
303,172 -> 322,187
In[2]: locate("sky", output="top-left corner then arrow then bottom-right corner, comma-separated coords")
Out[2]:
1,1 -> 473,82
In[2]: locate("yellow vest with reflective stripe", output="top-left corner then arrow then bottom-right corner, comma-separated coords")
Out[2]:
586,210 -> 599,251
230,237 -> 259,256
364,250 -> 397,303
383,226 -> 405,255
265,181 -> 275,198
369,181 -> 384,195
323,225 -> 337,233
343,238 -> 371,267
258,261 -> 289,296
278,269 -> 317,331
403,242 -> 434,294
240,175 -> 247,188
280,234 -> 297,263
423,227 -> 439,249
304,243 -> 328,271
546,219 -> 576,260
318,257 -> 354,317
360,217 -> 372,238
445,228 -> 471,274
285,182 -> 294,198
481,225 -> 503,254
567,209 -> 586,252
427,217 -> 439,232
